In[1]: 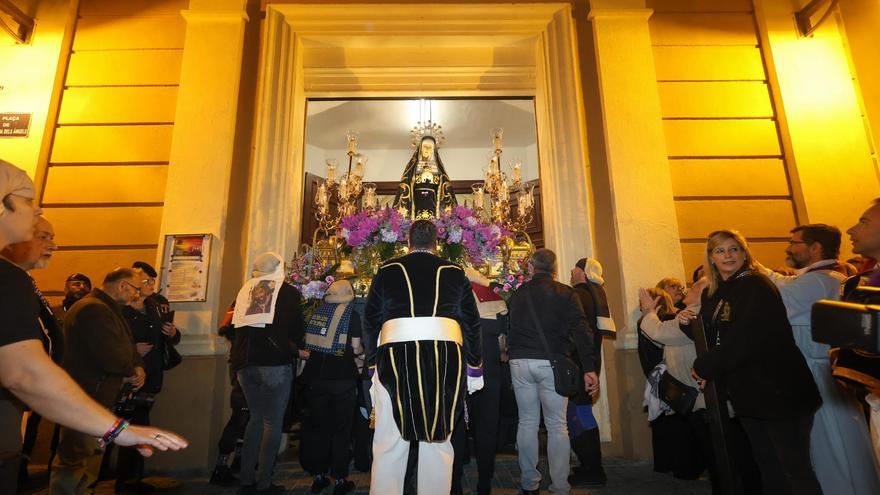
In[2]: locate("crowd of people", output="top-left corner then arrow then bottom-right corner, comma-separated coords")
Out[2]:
0,160 -> 188,495
4,151 -> 880,495
639,216 -> 880,495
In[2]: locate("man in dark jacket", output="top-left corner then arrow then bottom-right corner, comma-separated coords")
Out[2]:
508,248 -> 598,495
567,257 -> 614,487
50,268 -> 146,495
115,262 -> 180,493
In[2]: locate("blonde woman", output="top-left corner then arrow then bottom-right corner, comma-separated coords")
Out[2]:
690,230 -> 822,495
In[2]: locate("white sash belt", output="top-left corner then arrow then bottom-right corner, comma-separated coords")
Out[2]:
379,317 -> 462,346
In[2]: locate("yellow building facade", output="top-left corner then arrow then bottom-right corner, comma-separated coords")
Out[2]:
1,0 -> 877,469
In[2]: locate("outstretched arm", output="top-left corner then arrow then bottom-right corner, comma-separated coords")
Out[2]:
0,339 -> 188,456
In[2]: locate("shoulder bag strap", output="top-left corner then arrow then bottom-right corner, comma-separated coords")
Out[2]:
524,287 -> 555,361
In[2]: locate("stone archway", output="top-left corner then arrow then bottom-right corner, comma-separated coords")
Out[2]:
246,2 -> 607,438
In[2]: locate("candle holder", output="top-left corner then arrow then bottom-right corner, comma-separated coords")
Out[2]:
314,131 -> 369,238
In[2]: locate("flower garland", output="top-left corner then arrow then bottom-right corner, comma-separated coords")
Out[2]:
435,206 -> 507,266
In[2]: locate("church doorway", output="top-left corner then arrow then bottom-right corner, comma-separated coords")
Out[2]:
247,2 -> 605,438
300,98 -> 544,248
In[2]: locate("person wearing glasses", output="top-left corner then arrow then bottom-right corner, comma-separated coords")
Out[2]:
753,224 -> 880,494
50,268 -> 147,494
689,230 -> 822,495
656,278 -> 686,311
113,262 -> 180,493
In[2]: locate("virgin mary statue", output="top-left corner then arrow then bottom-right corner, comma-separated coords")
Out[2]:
392,135 -> 457,220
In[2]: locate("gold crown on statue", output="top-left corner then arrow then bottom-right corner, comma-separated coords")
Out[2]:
410,120 -> 445,148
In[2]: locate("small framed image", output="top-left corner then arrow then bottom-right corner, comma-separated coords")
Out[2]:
160,234 -> 212,302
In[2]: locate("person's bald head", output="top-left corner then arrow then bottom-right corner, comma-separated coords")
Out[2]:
0,216 -> 56,271
847,199 -> 880,261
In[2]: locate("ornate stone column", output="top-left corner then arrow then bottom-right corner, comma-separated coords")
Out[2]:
158,0 -> 249,356
588,4 -> 685,350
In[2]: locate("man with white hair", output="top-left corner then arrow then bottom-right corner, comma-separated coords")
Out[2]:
1,216 -> 63,484
0,160 -> 188,493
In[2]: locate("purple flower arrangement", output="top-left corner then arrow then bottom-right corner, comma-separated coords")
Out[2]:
491,263 -> 531,303
339,207 -> 411,257
435,206 -> 508,266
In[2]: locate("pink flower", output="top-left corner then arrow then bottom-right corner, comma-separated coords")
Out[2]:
325,275 -> 335,284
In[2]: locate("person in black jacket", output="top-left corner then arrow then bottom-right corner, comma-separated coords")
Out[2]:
230,253 -> 305,495
691,229 -> 822,495
363,220 -> 482,495
567,257 -> 612,487
507,248 -> 598,495
114,262 -> 180,493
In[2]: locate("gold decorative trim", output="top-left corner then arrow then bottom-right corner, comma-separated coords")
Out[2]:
389,350 -> 405,432
415,341 -> 430,439
431,341 -> 440,439
449,344 -> 462,430
433,265 -> 461,316
384,262 -> 414,317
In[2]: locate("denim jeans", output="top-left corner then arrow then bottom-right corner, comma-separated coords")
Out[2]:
510,359 -> 571,494
237,364 -> 293,490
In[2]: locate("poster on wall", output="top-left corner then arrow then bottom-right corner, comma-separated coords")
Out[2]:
160,234 -> 212,302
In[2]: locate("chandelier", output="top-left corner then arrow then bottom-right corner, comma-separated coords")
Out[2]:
314,130 -> 379,238
471,128 -> 536,234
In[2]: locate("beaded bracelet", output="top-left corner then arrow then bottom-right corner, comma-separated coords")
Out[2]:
97,418 -> 130,448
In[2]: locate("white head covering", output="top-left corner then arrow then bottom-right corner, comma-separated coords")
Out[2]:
232,252 -> 286,328
0,160 -> 35,215
583,258 -> 605,285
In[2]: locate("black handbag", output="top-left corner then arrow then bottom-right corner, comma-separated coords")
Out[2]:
525,290 -> 582,397
658,370 -> 699,415
162,336 -> 183,370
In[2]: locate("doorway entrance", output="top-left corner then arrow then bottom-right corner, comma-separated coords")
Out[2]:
247,1 -> 605,438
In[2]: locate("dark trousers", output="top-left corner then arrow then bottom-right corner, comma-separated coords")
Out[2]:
451,384 -> 501,495
219,407 -> 250,456
299,380 -> 356,479
115,400 -> 153,483
571,428 -> 602,474
22,411 -> 62,471
740,413 -> 822,495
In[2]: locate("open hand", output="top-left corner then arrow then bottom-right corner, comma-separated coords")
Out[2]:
115,425 -> 188,457
638,288 -> 659,313
683,278 -> 708,306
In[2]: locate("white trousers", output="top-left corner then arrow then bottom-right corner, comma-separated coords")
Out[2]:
369,373 -> 454,495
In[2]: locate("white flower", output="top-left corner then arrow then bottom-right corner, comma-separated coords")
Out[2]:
380,227 -> 397,243
340,228 -> 351,240
448,225 -> 463,244
466,216 -> 478,227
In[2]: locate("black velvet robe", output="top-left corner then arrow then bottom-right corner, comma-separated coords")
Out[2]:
364,252 -> 482,442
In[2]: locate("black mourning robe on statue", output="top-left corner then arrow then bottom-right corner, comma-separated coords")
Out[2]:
392,137 -> 457,220
364,252 -> 482,442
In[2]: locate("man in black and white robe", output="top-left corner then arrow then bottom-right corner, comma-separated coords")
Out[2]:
364,220 -> 482,494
